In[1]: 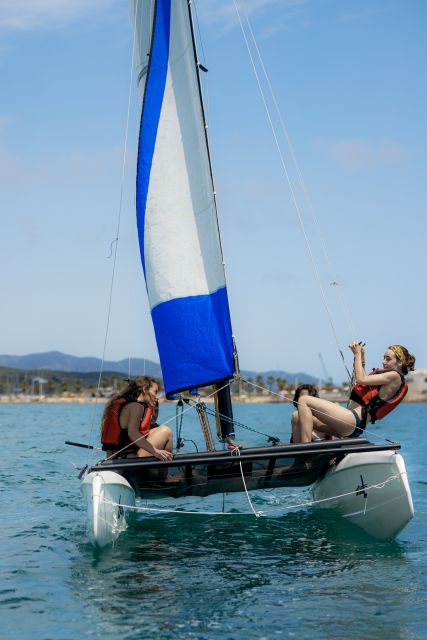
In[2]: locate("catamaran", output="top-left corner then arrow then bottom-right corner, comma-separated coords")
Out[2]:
79,0 -> 413,547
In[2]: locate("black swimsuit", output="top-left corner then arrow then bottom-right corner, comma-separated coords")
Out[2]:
348,408 -> 366,438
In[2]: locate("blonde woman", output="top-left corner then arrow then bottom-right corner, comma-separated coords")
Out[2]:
292,344 -> 415,443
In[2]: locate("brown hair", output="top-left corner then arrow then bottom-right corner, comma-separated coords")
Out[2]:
101,376 -> 159,430
388,345 -> 416,376
133,376 -> 158,407
293,383 -> 319,408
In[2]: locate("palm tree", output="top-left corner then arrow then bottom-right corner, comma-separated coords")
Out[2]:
256,375 -> 265,395
276,377 -> 287,392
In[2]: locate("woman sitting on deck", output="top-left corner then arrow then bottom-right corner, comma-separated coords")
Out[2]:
291,343 -> 415,443
101,376 -> 174,461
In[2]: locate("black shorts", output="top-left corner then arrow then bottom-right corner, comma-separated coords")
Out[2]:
348,408 -> 366,438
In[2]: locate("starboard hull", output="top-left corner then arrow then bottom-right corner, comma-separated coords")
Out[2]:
311,450 -> 414,539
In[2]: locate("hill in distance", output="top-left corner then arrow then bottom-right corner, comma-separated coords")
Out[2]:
0,351 -> 320,385
0,351 -> 162,378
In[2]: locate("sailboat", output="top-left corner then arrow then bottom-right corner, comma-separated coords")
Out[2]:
80,0 -> 413,547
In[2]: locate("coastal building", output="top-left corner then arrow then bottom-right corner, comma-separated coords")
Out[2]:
406,369 -> 427,399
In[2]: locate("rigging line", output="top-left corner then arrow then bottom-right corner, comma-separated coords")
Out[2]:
232,447 -> 263,517
232,0 -> 351,383
127,56 -> 148,382
103,499 -> 254,517
86,2 -> 140,458
241,377 -> 396,444
102,471 -> 404,517
188,398 -> 278,441
259,472 -> 406,512
191,0 -> 208,68
192,0 -> 213,144
241,9 -> 358,343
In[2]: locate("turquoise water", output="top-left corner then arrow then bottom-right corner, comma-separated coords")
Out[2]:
1,401 -> 426,639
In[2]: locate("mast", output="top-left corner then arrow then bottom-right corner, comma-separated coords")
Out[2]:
186,0 -> 235,438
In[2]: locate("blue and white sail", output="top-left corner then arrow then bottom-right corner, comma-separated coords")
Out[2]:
132,0 -> 235,397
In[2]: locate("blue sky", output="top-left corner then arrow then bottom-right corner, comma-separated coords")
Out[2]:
1,0 -> 426,383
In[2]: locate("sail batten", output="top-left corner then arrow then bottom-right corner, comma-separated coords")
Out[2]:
134,0 -> 235,397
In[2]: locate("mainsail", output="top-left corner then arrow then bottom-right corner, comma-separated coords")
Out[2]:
133,0 -> 235,397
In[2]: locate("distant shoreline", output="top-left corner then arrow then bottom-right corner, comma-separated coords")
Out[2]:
1,394 -> 426,404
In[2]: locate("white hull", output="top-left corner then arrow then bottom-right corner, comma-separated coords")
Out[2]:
80,471 -> 136,548
311,451 -> 414,539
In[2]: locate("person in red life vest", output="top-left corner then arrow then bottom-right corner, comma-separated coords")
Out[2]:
292,343 -> 415,443
101,376 -> 174,461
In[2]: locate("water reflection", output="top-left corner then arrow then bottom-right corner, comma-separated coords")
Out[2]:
2,403 -> 425,640
69,509 -> 419,640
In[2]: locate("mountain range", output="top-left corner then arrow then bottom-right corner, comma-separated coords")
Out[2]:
0,351 -> 319,385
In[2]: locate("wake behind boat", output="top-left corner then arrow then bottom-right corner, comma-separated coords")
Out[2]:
78,0 -> 414,546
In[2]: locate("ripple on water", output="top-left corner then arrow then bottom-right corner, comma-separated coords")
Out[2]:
1,403 -> 427,640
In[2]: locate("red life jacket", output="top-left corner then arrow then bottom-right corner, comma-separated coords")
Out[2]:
350,368 -> 407,424
101,398 -> 153,450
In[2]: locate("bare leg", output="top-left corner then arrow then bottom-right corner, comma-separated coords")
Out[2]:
291,411 -> 299,442
137,425 -> 174,457
137,426 -> 179,483
291,411 -> 329,442
295,395 -> 356,443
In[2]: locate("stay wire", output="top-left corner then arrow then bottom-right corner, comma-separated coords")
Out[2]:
187,398 -> 279,443
233,0 -> 352,383
241,8 -> 358,344
85,2 -> 139,460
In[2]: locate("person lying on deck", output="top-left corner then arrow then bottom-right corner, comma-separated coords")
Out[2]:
291,343 -> 415,443
101,376 -> 174,461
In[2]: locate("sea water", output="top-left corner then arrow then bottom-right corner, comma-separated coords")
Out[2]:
1,401 -> 426,640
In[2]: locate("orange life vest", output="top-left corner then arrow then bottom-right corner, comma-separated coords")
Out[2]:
101,398 -> 153,450
350,368 -> 407,424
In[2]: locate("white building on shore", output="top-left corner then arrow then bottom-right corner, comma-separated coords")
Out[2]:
406,369 -> 427,399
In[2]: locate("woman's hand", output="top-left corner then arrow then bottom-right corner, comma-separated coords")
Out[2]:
349,341 -> 364,356
153,448 -> 173,461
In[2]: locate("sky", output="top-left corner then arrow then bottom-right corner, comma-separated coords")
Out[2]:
1,0 -> 426,384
